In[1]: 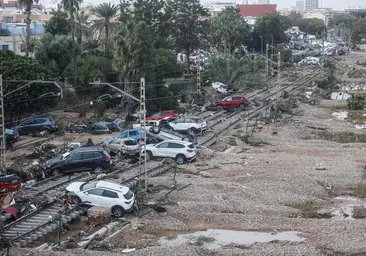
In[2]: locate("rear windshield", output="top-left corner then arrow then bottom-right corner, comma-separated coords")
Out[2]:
124,190 -> 134,200
188,144 -> 195,149
80,181 -> 97,191
102,150 -> 110,158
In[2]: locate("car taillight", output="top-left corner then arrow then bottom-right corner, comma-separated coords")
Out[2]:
187,149 -> 193,153
109,130 -> 112,134
12,135 -> 16,139
106,157 -> 110,163
50,121 -> 55,125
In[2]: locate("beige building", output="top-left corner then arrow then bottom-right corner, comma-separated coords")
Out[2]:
0,35 -> 25,55
303,9 -> 333,26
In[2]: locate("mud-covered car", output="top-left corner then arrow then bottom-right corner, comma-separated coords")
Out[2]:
106,137 -> 141,158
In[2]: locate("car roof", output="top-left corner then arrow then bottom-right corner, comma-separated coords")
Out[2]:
159,140 -> 193,145
96,180 -> 128,192
182,116 -> 202,119
72,146 -> 104,152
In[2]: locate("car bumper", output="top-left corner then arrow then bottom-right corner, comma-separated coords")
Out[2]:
186,155 -> 196,163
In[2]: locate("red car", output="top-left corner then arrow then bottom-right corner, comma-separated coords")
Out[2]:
0,175 -> 21,193
212,96 -> 250,110
146,110 -> 180,121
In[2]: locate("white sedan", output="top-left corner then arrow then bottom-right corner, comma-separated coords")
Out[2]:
169,116 -> 207,134
66,180 -> 135,217
142,140 -> 196,165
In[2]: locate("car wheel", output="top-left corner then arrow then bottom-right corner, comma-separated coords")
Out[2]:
73,196 -> 82,205
53,168 -> 61,177
175,154 -> 186,165
112,206 -> 124,218
217,105 -> 223,110
146,150 -> 153,160
239,103 -> 245,110
118,151 -> 125,158
189,127 -> 198,134
93,166 -> 103,175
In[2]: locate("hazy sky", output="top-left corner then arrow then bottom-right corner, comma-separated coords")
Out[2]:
272,0 -> 366,10
43,0 -> 366,11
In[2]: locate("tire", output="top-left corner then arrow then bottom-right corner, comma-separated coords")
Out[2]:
112,206 -> 124,218
52,168 -> 61,177
239,103 -> 245,110
146,150 -> 153,160
189,127 -> 198,134
175,154 -> 186,165
73,196 -> 82,205
216,105 -> 223,110
118,151 -> 125,158
93,166 -> 103,175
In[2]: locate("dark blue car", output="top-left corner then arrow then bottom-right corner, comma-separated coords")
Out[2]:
15,116 -> 57,135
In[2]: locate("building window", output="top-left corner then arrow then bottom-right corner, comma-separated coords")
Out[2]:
1,45 -> 9,50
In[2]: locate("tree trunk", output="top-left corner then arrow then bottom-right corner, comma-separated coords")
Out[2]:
25,6 -> 31,56
105,24 -> 109,50
70,11 -> 77,85
185,48 -> 190,74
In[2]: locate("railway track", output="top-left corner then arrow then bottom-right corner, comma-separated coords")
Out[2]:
199,70 -> 321,147
3,161 -> 173,248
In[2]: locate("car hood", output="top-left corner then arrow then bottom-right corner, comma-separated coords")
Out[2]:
45,156 -> 62,166
145,144 -> 155,150
66,182 -> 85,193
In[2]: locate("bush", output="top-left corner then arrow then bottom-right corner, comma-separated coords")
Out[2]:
347,94 -> 366,110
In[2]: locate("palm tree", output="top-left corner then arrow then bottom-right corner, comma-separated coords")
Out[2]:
18,0 -> 39,56
92,3 -> 118,49
75,11 -> 90,45
61,0 -> 82,84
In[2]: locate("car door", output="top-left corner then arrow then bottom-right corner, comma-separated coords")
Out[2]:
33,118 -> 47,133
101,189 -> 120,208
154,142 -> 170,157
78,152 -> 97,171
64,152 -> 83,172
184,119 -> 194,130
224,97 -> 233,108
109,138 -> 122,154
167,142 -> 185,158
232,96 -> 241,108
82,188 -> 104,206
18,119 -> 35,134
171,118 -> 184,131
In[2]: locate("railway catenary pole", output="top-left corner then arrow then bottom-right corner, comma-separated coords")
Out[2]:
197,57 -> 201,92
276,52 -> 281,107
0,75 -> 5,175
139,78 -> 147,190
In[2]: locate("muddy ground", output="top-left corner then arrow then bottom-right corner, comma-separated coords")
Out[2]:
10,52 -> 366,256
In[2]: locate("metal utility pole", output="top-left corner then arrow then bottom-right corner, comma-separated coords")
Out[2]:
265,43 -> 269,76
321,30 -> 325,74
197,58 -> 201,92
0,75 -> 5,175
276,52 -> 281,106
139,78 -> 147,190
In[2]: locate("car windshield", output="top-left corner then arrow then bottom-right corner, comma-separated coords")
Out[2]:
80,181 -> 98,191
188,143 -> 195,149
151,112 -> 161,117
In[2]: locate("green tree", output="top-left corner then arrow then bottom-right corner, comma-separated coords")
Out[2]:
18,0 -> 39,56
75,11 -> 90,45
297,18 -> 325,36
114,20 -> 153,105
44,11 -> 71,36
132,0 -> 172,48
92,3 -> 118,49
252,13 -> 289,52
211,6 -> 250,54
352,18 -> 366,43
207,55 -> 266,91
61,0 -> 83,79
0,50 -> 58,119
152,48 -> 183,81
287,11 -> 302,27
64,55 -> 113,100
34,33 -> 74,78
166,0 -> 209,72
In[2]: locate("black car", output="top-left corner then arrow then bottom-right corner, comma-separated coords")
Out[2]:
45,147 -> 111,176
87,123 -> 112,135
14,116 -> 57,135
5,129 -> 19,148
